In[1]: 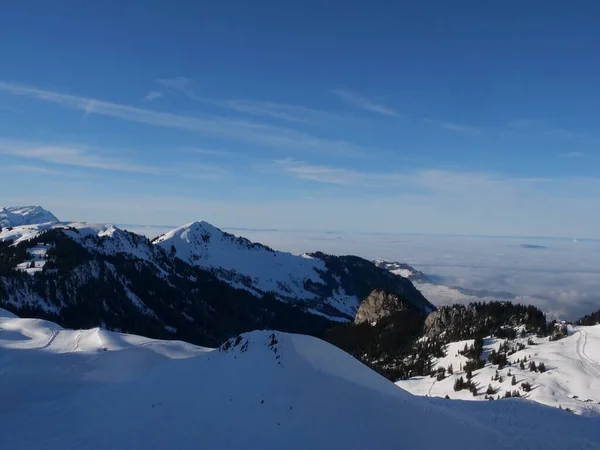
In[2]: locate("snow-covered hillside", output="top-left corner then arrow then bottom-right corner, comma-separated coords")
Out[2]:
0,205 -> 59,228
396,326 -> 600,416
153,222 -> 432,319
0,221 -> 161,275
0,217 -> 360,344
154,221 -> 329,300
2,309 -> 599,450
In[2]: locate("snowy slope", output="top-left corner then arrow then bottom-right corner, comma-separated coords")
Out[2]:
2,309 -> 599,450
153,222 -> 433,319
396,326 -> 600,416
0,222 -> 159,261
0,205 -> 59,228
153,221 -> 328,299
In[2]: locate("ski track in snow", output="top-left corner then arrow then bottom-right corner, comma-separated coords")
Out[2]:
397,326 -> 600,416
576,328 -> 600,381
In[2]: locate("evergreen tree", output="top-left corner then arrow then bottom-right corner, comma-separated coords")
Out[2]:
504,391 -> 512,398
453,376 -> 465,391
519,360 -> 525,370
538,362 -> 546,373
470,385 -> 477,396
466,369 -> 473,380
511,375 -> 517,386
529,361 -> 537,372
447,363 -> 453,375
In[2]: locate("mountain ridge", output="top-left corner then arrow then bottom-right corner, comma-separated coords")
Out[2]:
0,207 -> 432,347
0,206 -> 59,228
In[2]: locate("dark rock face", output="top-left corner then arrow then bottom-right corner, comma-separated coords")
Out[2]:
309,252 -> 435,316
423,305 -> 477,337
423,302 -> 548,342
354,290 -> 411,325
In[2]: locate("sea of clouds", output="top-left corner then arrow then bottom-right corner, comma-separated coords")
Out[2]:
128,224 -> 600,321
225,229 -> 600,321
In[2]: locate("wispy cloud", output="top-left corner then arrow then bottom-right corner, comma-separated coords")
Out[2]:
330,89 -> 399,117
180,147 -> 235,157
179,163 -> 230,181
157,77 -> 194,92
0,139 -> 159,173
274,159 -> 386,187
509,118 -> 600,144
144,91 -> 163,101
422,118 -> 482,134
0,164 -> 64,175
157,78 -> 354,124
273,159 -> 557,197
0,81 -> 365,157
202,99 -> 354,124
560,151 -> 588,158
508,118 -> 549,129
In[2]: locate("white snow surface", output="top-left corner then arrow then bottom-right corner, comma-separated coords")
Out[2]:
154,222 -> 358,311
15,243 -> 53,275
1,309 -> 599,449
0,221 -> 157,261
0,205 -> 59,228
396,326 -> 600,416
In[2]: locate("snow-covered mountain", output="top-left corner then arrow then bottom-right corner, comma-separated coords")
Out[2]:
153,222 -> 433,319
153,221 -> 328,300
0,220 -> 342,346
396,325 -> 600,416
0,205 -> 59,228
0,208 -> 432,346
2,308 -> 598,450
375,259 -> 517,307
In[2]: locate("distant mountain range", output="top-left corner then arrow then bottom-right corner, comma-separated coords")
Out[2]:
0,206 -> 432,346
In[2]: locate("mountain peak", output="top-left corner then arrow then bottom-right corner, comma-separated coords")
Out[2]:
0,206 -> 59,228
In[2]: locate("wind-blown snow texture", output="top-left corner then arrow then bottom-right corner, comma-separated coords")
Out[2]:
396,326 -> 600,416
0,206 -> 59,228
2,309 -> 599,450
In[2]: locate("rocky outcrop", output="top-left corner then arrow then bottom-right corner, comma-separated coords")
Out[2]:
423,302 -> 548,341
354,290 -> 411,325
423,305 -> 477,337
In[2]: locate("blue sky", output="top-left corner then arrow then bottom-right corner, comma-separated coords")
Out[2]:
1,1 -> 599,237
